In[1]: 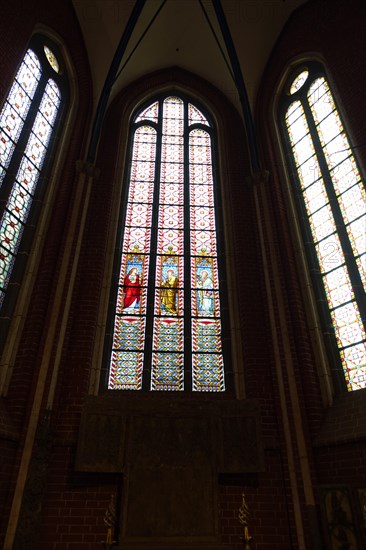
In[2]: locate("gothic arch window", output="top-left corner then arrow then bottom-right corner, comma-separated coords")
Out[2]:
106,94 -> 230,392
0,34 -> 68,318
279,61 -> 366,392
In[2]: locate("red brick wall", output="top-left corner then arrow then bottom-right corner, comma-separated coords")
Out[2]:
32,65 -> 283,549
0,1 -> 92,545
257,0 -> 366,544
1,0 -> 365,548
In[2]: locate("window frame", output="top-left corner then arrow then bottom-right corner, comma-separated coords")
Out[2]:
0,34 -> 69,333
278,60 -> 366,393
100,92 -> 233,394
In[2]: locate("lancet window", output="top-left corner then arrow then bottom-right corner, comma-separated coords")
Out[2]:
280,62 -> 366,391
107,95 -> 228,392
0,37 -> 66,314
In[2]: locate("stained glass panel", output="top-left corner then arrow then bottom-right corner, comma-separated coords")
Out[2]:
190,163 -> 213,185
0,245 -> 16,289
108,125 -> 157,389
338,185 -> 366,225
113,316 -> 145,350
192,354 -> 225,392
44,46 -> 59,73
0,206 -> 26,255
308,204 -> 336,243
315,233 -> 345,273
188,103 -> 210,126
159,182 -> 184,205
192,319 -> 222,353
108,96 -> 226,391
303,179 -> 328,216
285,100 -> 303,127
119,255 -> 148,311
292,133 -> 315,167
297,156 -> 321,189
347,217 -> 366,261
191,230 -> 217,257
357,255 -> 366,289
153,317 -> 184,352
284,68 -> 366,391
289,70 -> 308,94
151,352 -> 184,391
135,101 -> 159,123
191,264 -> 219,316
331,302 -> 365,348
330,156 -> 360,195
322,134 -> 350,170
0,74 -> 61,305
190,183 -> 215,206
323,266 -> 354,309
307,79 -> 332,120
109,351 -> 143,390
287,111 -> 308,147
341,345 -> 366,390
0,50 -> 41,180
155,255 -> 184,316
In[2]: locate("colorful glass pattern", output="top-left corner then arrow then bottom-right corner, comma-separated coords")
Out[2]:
0,50 -> 61,308
285,70 -> 366,391
0,50 -> 41,183
44,46 -> 59,73
108,96 -> 225,391
289,70 -> 308,94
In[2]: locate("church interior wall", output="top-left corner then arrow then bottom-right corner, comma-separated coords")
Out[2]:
0,0 -> 365,549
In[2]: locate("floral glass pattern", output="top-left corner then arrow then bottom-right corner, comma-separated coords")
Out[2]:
0,47 -> 62,308
283,66 -> 366,391
108,96 -> 225,392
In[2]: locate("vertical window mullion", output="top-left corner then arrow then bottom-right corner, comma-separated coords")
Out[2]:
107,95 -> 226,393
142,115 -> 162,391
302,98 -> 366,325
0,41 -> 64,316
0,69 -> 45,212
183,101 -> 192,391
281,63 -> 366,391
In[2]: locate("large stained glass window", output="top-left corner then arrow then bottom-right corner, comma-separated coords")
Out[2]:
280,62 -> 366,391
107,96 -> 227,392
0,38 -> 65,312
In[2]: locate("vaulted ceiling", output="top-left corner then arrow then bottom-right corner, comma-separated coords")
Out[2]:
72,0 -> 307,118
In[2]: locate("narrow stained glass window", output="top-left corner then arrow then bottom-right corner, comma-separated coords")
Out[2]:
108,96 -> 226,392
0,39 -> 66,314
280,62 -> 366,391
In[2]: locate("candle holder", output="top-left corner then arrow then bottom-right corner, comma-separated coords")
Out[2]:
101,494 -> 117,549
239,492 -> 252,549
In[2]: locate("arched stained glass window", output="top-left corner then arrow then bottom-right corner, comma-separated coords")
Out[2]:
279,62 -> 366,392
0,37 -> 66,312
107,95 -> 227,392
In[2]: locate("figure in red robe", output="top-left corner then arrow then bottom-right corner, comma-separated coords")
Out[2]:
123,267 -> 141,310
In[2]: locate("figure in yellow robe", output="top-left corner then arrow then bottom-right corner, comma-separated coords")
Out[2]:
161,269 -> 178,314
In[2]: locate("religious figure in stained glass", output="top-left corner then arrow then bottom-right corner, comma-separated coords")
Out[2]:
161,269 -> 179,314
197,270 -> 214,314
108,95 -> 226,392
123,267 -> 141,312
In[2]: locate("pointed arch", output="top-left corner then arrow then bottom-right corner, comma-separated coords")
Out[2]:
0,28 -> 78,392
278,61 -> 366,392
89,68 -> 251,398
106,94 -> 226,391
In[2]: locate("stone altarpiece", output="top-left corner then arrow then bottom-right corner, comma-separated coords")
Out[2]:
76,395 -> 264,549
